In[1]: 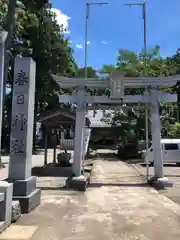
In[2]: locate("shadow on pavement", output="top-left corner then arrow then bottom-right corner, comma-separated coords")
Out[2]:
140,163 -> 178,168
89,182 -> 150,188
39,186 -> 76,192
32,165 -> 72,177
39,186 -> 66,191
96,153 -> 118,160
39,186 -> 81,195
165,175 -> 180,178
126,159 -> 144,164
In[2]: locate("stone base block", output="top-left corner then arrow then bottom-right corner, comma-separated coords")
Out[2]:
148,176 -> 174,190
13,189 -> 41,214
0,181 -> 13,224
66,175 -> 89,191
0,181 -> 13,233
0,221 -> 10,234
8,176 -> 36,197
11,201 -> 21,222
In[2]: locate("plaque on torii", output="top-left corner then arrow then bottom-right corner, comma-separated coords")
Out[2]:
110,72 -> 124,100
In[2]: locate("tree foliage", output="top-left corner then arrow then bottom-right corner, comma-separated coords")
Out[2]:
76,66 -> 97,78
1,0 -> 77,112
102,46 -> 180,145
0,0 -> 78,152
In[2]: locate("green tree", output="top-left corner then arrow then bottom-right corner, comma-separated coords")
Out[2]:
167,123 -> 180,138
107,46 -> 175,147
165,50 -> 180,122
99,64 -> 117,74
0,0 -> 77,153
76,66 -> 97,78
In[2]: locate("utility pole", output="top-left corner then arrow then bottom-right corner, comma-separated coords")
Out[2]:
83,1 -> 108,173
84,2 -> 108,80
124,2 -> 147,74
0,29 -> 8,165
125,2 -> 149,179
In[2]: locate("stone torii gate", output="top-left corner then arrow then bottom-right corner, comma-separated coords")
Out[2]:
53,72 -> 179,188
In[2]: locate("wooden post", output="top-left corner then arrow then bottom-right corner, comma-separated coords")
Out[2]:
44,126 -> 48,166
53,148 -> 56,165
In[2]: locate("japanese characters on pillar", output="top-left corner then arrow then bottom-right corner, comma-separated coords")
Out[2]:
9,56 -> 36,180
11,67 -> 28,155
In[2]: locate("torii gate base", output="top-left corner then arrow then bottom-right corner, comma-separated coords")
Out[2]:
53,73 -> 178,191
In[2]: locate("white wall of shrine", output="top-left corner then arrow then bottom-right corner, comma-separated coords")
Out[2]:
87,110 -> 114,127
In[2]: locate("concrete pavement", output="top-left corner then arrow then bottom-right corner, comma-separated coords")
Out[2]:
132,162 -> 180,206
1,154 -> 180,239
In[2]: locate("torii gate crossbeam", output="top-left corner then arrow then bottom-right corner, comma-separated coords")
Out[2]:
52,74 -> 180,88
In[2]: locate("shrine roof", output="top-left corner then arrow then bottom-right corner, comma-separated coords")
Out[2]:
37,109 -> 76,128
37,109 -> 91,128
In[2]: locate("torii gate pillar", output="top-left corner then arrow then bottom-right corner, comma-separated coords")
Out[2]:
73,90 -> 86,177
66,89 -> 88,191
73,108 -> 86,176
150,89 -> 163,178
149,88 -> 173,187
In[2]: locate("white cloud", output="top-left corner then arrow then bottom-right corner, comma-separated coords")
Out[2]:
51,8 -> 70,34
76,44 -> 84,49
101,40 -> 112,45
75,41 -> 91,49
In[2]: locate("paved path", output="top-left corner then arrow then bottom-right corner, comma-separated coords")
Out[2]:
1,157 -> 180,239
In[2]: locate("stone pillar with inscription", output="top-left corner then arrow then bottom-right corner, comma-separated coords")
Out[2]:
8,56 -> 41,213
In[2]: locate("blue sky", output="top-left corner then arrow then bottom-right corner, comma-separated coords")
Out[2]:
52,0 -> 180,70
